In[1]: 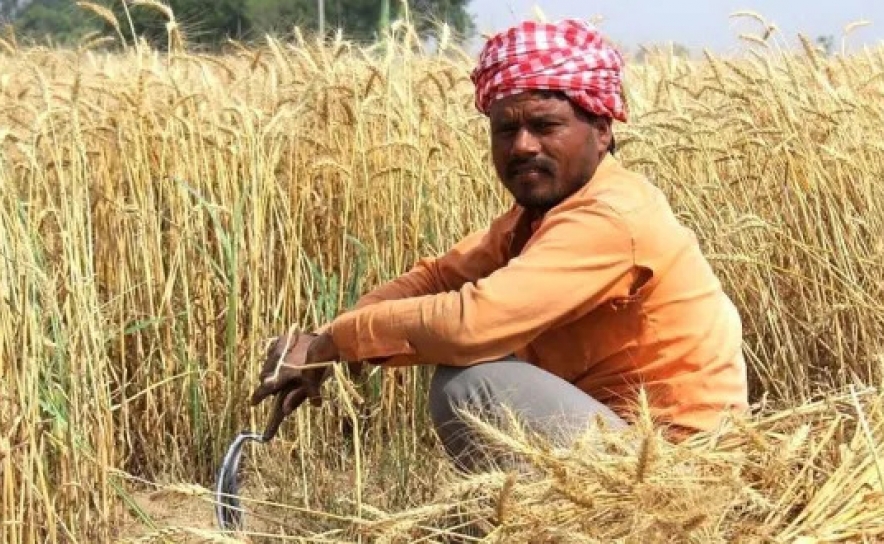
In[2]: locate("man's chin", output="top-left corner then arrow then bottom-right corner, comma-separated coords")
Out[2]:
514,193 -> 562,212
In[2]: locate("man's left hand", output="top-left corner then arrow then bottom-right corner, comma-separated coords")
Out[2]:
250,331 -> 340,440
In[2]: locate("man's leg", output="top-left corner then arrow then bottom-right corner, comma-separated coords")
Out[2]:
429,358 -> 628,471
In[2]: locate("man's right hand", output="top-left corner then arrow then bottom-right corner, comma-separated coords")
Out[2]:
250,332 -> 332,440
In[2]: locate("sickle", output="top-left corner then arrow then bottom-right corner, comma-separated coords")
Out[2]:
214,430 -> 270,532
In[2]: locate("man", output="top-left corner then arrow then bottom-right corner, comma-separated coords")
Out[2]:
251,19 -> 749,470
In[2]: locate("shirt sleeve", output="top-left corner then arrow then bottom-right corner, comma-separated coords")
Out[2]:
312,208 -> 517,349
328,201 -> 637,365
343,206 -> 521,312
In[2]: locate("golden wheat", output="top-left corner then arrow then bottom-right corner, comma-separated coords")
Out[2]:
1,8 -> 883,543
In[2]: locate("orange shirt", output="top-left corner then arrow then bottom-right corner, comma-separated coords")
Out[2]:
327,154 -> 749,433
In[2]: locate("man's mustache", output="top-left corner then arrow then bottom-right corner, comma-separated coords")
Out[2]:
507,157 -> 555,178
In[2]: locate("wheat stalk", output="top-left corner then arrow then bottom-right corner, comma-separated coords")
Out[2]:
2,18 -> 884,544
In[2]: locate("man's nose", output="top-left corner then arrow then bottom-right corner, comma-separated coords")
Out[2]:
511,128 -> 541,156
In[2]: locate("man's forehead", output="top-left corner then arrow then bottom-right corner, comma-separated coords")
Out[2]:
489,91 -> 573,118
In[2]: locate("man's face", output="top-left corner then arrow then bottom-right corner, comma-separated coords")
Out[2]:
489,91 -> 612,212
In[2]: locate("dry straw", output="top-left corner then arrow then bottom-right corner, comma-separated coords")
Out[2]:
351,388 -> 884,542
1,5 -> 884,543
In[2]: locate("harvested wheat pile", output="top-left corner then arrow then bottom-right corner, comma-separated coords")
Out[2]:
351,388 -> 884,543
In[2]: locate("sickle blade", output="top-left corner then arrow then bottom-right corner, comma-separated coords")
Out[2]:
215,431 -> 267,532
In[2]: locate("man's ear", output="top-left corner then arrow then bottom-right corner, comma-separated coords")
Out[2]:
592,116 -> 613,155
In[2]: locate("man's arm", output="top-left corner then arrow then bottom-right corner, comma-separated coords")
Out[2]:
349,207 -> 521,310
326,202 -> 638,366
311,207 -> 520,369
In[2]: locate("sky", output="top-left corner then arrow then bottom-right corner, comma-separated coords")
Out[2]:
465,0 -> 884,56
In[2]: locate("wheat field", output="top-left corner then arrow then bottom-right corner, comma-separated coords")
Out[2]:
1,7 -> 884,543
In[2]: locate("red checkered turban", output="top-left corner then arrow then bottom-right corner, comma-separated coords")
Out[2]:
471,19 -> 628,122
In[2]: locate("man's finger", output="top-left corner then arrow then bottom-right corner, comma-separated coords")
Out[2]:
284,386 -> 310,414
250,381 -> 275,406
262,394 -> 286,441
261,334 -> 296,371
250,375 -> 299,406
260,348 -> 287,381
306,380 -> 323,407
262,384 -> 302,440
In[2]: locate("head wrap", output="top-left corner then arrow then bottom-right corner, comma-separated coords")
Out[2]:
470,19 -> 628,122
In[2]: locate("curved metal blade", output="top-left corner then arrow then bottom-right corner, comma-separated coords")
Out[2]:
215,431 -> 267,532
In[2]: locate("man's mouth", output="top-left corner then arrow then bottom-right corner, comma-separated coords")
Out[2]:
510,165 -> 551,178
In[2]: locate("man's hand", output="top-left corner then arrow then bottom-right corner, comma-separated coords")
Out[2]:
250,331 -> 340,440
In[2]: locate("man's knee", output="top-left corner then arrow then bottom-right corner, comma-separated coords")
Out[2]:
427,360 -> 628,471
428,363 -> 513,470
430,364 -> 485,426
429,359 -> 628,435
429,361 -> 515,419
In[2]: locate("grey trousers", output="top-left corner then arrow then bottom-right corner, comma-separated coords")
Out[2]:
429,358 -> 628,472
